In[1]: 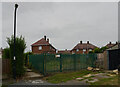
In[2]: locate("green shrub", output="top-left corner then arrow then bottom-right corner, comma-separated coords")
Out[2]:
7,35 -> 26,77
24,52 -> 33,66
2,48 -> 10,59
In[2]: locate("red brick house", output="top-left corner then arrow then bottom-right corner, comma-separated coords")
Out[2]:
71,41 -> 98,54
31,36 -> 56,54
58,49 -> 71,54
105,42 -> 118,49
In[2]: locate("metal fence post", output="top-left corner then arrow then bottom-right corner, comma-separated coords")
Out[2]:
60,54 -> 62,72
43,53 -> 46,75
74,54 -> 76,71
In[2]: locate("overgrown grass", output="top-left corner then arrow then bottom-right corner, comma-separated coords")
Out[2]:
1,84 -> 8,87
43,70 -> 101,83
90,75 -> 118,85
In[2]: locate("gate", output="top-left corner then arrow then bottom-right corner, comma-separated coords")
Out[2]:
29,53 -> 97,75
108,49 -> 120,70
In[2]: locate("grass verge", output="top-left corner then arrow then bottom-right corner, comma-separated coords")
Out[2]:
90,75 -> 118,85
43,70 -> 102,84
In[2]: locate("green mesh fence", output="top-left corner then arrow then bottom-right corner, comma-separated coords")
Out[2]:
29,54 -> 44,74
29,53 -> 97,75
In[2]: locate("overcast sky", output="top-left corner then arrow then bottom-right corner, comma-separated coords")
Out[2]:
2,2 -> 118,51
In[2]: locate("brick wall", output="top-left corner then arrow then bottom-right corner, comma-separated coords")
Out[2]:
72,49 -> 89,54
32,45 -> 56,54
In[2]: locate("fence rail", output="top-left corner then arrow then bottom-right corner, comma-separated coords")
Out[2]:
29,53 -> 97,75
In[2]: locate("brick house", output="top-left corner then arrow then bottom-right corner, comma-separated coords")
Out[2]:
58,49 -> 71,54
105,42 -> 118,49
71,41 -> 98,54
31,36 -> 56,54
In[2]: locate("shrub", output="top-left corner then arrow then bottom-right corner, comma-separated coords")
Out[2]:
24,52 -> 33,66
2,48 -> 10,59
7,35 -> 26,77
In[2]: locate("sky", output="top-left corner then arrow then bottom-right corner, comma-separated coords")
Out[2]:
2,2 -> 118,51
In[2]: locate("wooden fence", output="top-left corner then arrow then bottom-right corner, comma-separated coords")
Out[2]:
96,51 -> 109,70
2,59 -> 10,74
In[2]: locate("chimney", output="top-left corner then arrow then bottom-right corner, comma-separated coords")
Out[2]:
80,41 -> 82,44
109,42 -> 111,44
87,41 -> 89,44
44,35 -> 46,40
47,38 -> 49,43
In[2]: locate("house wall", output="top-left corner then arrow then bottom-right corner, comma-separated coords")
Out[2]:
96,51 -> 109,70
72,49 -> 90,54
32,45 -> 56,54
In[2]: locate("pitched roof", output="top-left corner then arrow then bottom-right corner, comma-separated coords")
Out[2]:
106,43 -> 116,49
32,38 -> 50,46
31,38 -> 56,50
72,43 -> 98,50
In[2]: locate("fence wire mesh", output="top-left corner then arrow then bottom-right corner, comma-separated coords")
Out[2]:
29,53 -> 97,75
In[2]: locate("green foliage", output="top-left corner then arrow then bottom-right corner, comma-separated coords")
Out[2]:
7,35 -> 26,77
92,46 -> 108,53
89,51 -> 94,54
24,52 -> 33,66
100,46 -> 108,52
2,48 -> 10,59
93,48 -> 101,53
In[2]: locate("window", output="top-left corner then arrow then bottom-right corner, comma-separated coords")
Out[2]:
83,49 -> 86,52
76,49 -> 79,52
39,46 -> 42,50
89,49 -> 92,51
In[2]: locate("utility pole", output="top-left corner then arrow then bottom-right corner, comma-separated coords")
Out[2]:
13,4 -> 18,79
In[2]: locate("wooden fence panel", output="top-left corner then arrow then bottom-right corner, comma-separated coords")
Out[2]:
2,59 -> 10,74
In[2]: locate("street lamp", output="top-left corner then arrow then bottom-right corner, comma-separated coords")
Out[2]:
13,4 -> 18,79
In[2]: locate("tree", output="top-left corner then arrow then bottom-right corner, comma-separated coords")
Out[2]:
7,35 -> 26,77
2,48 -> 10,59
93,48 -> 101,53
100,46 -> 108,53
92,46 -> 108,53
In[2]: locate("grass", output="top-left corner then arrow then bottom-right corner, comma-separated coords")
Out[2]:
43,70 -> 101,83
1,84 -> 8,87
90,75 -> 118,85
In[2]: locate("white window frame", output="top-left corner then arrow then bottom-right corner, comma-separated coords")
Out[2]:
83,49 -> 86,52
39,46 -> 42,50
89,49 -> 92,51
76,49 -> 79,52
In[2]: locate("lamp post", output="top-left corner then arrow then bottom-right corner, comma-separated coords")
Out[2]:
13,4 -> 18,79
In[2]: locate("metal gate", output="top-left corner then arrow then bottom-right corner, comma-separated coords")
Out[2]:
29,53 -> 97,75
108,49 -> 120,70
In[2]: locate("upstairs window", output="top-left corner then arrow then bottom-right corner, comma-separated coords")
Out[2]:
76,49 -> 79,52
89,49 -> 92,51
39,46 -> 42,50
83,49 -> 86,52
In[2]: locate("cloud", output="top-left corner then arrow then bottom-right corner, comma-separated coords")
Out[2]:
2,2 -> 118,51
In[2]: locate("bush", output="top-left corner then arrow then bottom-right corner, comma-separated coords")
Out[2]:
7,35 -> 26,77
24,52 -> 33,66
2,48 -> 10,59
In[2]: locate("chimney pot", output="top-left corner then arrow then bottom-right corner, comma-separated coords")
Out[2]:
80,41 -> 82,44
87,41 -> 89,44
109,42 -> 111,44
47,38 -> 49,43
44,36 -> 46,40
